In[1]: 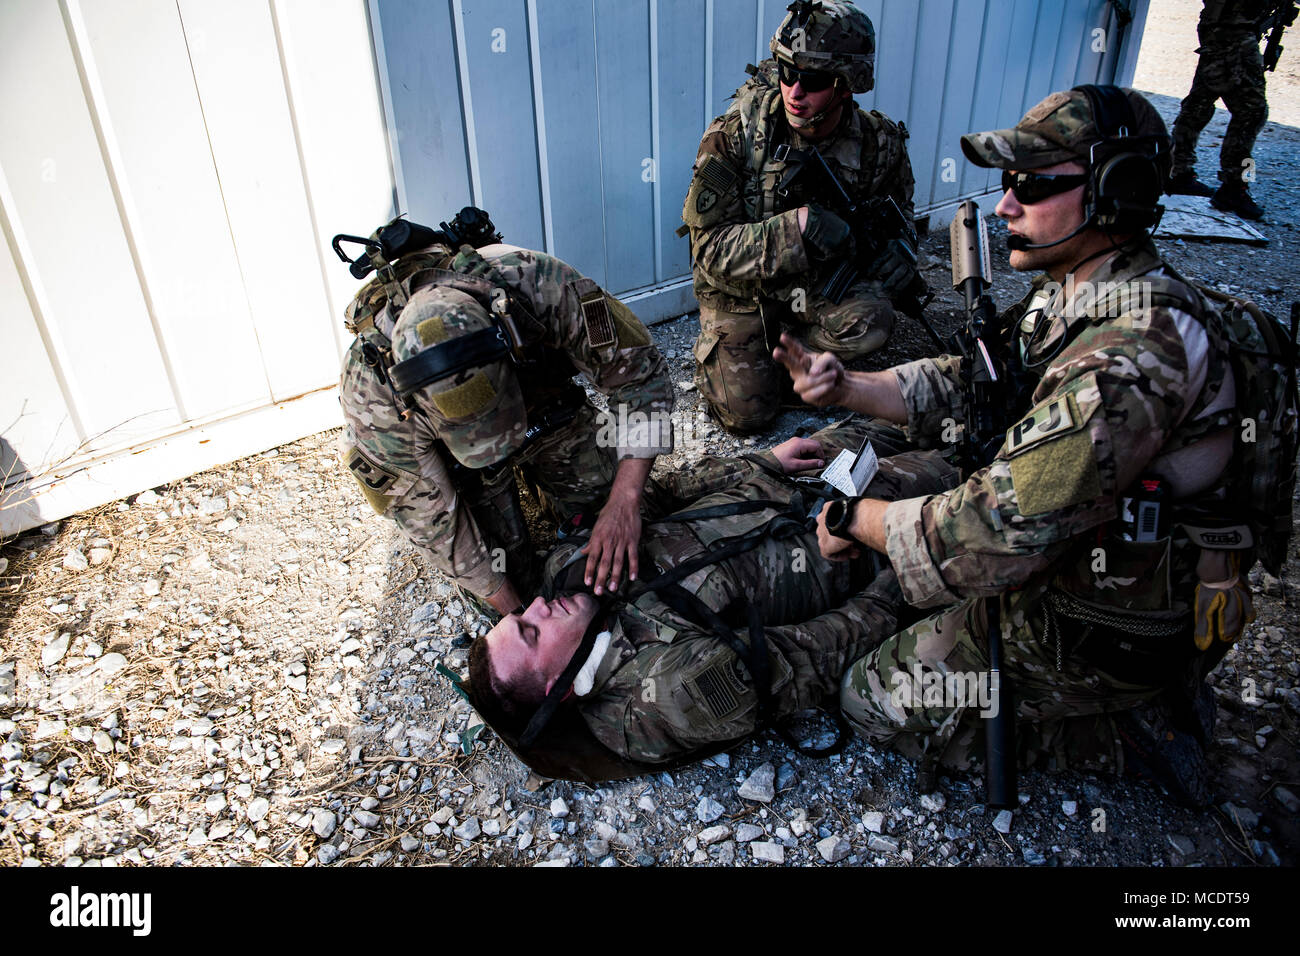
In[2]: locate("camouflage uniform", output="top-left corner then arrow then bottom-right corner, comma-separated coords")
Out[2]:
842,91 -> 1239,777
542,418 -> 957,764
339,242 -> 673,603
682,2 -> 916,433
1171,0 -> 1273,184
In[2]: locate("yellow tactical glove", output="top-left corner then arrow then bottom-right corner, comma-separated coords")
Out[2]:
1192,554 -> 1255,651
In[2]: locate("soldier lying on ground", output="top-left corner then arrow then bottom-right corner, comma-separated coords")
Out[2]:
465,417 -> 958,779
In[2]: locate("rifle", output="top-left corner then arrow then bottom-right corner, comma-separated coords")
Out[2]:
1264,0 -> 1299,72
949,200 -> 1017,810
772,144 -> 946,353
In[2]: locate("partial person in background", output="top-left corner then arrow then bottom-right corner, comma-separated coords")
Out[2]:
1168,0 -> 1297,220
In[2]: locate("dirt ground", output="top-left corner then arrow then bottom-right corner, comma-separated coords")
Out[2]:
1,3 -> 1297,869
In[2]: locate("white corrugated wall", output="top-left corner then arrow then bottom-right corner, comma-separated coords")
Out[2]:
1,0 -> 1150,536
1,0 -> 396,536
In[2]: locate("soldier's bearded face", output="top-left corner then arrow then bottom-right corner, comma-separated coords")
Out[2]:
994,160 -> 1091,278
486,593 -> 599,698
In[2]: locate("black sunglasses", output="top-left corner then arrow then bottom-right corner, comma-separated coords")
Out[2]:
777,60 -> 836,93
1001,170 -> 1090,205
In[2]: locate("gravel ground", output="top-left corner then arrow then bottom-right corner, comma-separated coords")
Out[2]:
1,7 -> 1298,868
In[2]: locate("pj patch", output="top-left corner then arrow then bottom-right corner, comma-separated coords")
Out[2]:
1005,383 -> 1102,516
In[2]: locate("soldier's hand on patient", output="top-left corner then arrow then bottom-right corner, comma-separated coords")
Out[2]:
771,436 -> 825,474
582,493 -> 642,596
815,501 -> 860,563
773,333 -> 846,407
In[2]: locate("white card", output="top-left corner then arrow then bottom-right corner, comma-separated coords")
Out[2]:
818,439 -> 878,497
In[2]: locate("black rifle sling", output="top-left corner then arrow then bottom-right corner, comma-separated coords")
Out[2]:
629,495 -> 851,758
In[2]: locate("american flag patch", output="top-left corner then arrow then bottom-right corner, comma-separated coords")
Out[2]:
692,659 -> 747,720
698,155 -> 737,195
581,289 -> 616,349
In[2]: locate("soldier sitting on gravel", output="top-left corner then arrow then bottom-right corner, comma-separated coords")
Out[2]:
464,418 -> 958,782
337,215 -> 674,619
681,0 -> 920,434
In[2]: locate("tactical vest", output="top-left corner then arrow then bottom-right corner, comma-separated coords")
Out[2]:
731,60 -> 908,222
1002,261 -> 1295,679
344,245 -> 583,416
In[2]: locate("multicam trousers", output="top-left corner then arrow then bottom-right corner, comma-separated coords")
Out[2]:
693,282 -> 896,433
839,594 -> 1182,776
1171,34 -> 1269,181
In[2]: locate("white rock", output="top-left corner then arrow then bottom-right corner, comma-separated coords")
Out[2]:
313,810 -> 337,838
867,834 -> 900,855
208,820 -> 234,840
737,763 -> 776,803
63,549 -> 89,572
92,731 -> 113,754
862,811 -> 884,833
1061,800 -> 1078,817
698,825 -> 731,845
453,817 -> 481,841
246,797 -> 270,822
400,836 -> 420,853
735,823 -> 764,843
919,792 -> 946,813
992,810 -> 1013,834
205,794 -> 227,814
318,844 -> 341,864
320,738 -> 346,755
696,797 -> 725,823
750,841 -> 785,864
41,633 -> 71,669
96,653 -> 128,675
88,548 -> 112,566
637,795 -> 656,814
432,806 -> 455,825
549,798 -> 570,818
816,835 -> 851,863
35,719 -> 67,740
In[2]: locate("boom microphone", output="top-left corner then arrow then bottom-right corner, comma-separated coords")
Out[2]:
1005,220 -> 1090,251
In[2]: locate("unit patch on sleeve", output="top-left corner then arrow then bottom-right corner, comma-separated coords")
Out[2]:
1005,395 -> 1077,456
344,445 -> 402,514
690,657 -> 749,721
580,288 -> 616,349
1004,389 -> 1102,516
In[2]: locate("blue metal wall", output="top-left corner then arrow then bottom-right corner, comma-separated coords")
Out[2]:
371,0 -> 1148,304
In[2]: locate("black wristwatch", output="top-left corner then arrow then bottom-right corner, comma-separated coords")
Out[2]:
825,497 -> 862,541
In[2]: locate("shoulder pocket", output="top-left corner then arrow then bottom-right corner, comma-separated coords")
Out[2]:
1005,373 -> 1104,518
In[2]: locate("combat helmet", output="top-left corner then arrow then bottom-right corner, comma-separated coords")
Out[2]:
770,0 -> 876,94
389,286 -> 528,469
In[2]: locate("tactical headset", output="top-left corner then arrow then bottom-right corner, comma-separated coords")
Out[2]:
1071,84 -> 1169,235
